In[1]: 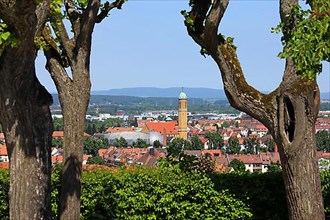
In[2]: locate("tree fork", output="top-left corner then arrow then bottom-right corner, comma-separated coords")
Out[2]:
184,0 -> 325,219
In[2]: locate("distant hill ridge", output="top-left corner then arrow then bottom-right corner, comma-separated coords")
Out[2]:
92,87 -> 226,99
91,87 -> 330,100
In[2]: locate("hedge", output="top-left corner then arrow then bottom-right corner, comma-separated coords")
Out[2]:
1,166 -> 252,220
1,168 -> 330,219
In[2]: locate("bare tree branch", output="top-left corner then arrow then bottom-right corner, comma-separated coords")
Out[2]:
64,0 -> 81,36
96,0 -> 125,23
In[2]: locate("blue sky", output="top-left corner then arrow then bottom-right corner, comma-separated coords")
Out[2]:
36,0 -> 330,94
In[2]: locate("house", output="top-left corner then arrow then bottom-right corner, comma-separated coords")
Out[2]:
0,145 -> 9,163
228,154 -> 266,173
136,147 -> 166,167
315,118 -> 330,132
100,147 -> 165,167
0,145 -> 9,170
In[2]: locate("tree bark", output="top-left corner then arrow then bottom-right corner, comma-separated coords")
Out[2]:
274,78 -> 324,219
0,1 -> 52,219
59,86 -> 90,219
44,49 -> 91,219
184,0 -> 325,219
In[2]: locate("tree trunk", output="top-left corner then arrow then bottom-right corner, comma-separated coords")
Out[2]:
274,83 -> 324,219
0,1 -> 52,218
279,134 -> 324,219
0,48 -> 53,220
57,79 -> 90,220
43,29 -> 92,220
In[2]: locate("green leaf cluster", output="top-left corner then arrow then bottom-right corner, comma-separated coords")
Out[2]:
321,169 -> 330,214
0,169 -> 9,220
316,130 -> 330,152
273,0 -> 330,78
0,23 -> 17,49
229,159 -> 246,172
80,167 -> 252,220
83,137 -> 109,157
181,10 -> 195,32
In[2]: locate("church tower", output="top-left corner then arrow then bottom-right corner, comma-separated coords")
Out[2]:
178,91 -> 188,140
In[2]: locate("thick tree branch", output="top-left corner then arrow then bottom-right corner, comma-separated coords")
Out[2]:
204,0 -> 229,49
64,0 -> 81,37
44,47 -> 73,94
96,0 -> 124,23
42,25 -> 70,68
280,0 -> 299,23
186,0 -> 275,128
79,0 -> 100,46
51,16 -> 74,62
35,0 -> 50,36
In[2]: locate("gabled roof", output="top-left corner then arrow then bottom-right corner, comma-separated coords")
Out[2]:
260,152 -> 280,164
144,121 -> 178,135
228,154 -> 262,164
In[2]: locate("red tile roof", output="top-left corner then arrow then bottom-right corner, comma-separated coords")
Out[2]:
52,131 -> 91,138
229,154 -> 262,164
51,155 -> 63,163
145,121 -> 178,135
260,152 -> 281,164
202,149 -> 222,158
317,152 -> 330,159
0,162 -> 9,169
0,145 -> 7,156
105,127 -> 136,133
255,124 -> 268,130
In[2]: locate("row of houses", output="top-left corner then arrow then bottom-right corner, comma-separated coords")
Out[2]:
2,143 -> 330,173
97,147 -> 330,173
